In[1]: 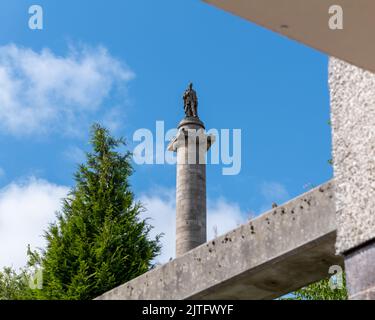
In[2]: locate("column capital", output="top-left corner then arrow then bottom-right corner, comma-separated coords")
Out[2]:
167,118 -> 215,152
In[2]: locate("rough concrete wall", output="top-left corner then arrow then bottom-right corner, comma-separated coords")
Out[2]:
329,57 -> 375,254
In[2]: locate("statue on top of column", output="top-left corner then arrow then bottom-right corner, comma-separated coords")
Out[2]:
183,82 -> 198,118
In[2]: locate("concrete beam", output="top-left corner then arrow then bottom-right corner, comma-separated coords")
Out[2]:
96,181 -> 343,300
202,0 -> 375,73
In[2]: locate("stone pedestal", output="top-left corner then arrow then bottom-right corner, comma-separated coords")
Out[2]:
168,117 -> 215,257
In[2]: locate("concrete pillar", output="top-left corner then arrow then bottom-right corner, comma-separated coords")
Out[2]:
344,242 -> 375,299
168,117 -> 215,257
329,57 -> 375,299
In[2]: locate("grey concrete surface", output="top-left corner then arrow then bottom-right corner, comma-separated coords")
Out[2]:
329,57 -> 375,254
345,241 -> 375,300
96,180 -> 342,300
203,0 -> 375,73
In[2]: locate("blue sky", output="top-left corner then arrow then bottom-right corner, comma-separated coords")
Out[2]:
0,0 -> 332,268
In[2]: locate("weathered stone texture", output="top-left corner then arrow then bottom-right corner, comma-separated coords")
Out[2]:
171,118 -> 214,257
329,57 -> 375,254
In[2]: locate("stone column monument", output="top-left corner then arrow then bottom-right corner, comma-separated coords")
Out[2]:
168,83 -> 215,257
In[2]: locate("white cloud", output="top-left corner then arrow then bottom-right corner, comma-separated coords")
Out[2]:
0,44 -> 134,136
0,177 -> 69,270
0,178 -> 246,270
63,145 -> 86,164
207,198 -> 244,240
259,181 -> 290,212
261,181 -> 289,202
140,188 -> 245,264
139,189 -> 176,263
101,106 -> 126,133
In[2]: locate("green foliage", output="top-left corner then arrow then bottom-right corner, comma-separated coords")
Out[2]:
1,124 -> 161,300
40,124 -> 161,299
292,274 -> 348,300
0,268 -> 27,300
0,245 -> 45,300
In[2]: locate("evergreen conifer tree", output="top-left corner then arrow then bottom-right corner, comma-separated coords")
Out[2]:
31,124 -> 161,299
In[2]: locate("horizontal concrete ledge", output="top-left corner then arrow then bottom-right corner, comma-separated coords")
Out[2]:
96,180 -> 343,300
202,0 -> 375,73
